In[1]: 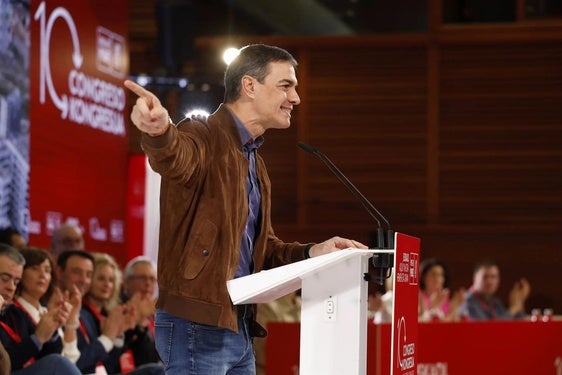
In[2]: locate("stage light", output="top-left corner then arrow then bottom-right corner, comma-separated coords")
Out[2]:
178,78 -> 188,88
222,47 -> 240,65
185,109 -> 210,118
136,75 -> 151,86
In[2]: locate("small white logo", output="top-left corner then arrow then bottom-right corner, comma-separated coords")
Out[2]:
89,217 -> 107,241
110,220 -> 124,243
96,26 -> 126,78
45,211 -> 63,235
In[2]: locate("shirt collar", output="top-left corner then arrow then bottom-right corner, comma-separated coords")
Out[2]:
227,108 -> 264,152
15,296 -> 46,322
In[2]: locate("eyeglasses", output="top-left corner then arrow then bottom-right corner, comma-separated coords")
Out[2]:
128,275 -> 156,283
0,272 -> 22,286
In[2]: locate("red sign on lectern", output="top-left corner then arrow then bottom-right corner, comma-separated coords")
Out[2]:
391,233 -> 420,375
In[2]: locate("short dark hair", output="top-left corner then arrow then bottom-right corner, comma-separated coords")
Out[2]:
473,259 -> 499,274
57,249 -> 94,270
17,247 -> 55,297
419,258 -> 450,291
223,44 -> 298,103
0,243 -> 25,265
0,227 -> 21,246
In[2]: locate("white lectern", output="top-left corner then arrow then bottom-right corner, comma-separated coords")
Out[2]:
227,233 -> 420,375
227,232 -> 420,375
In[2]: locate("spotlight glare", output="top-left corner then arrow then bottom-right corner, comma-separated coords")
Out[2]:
137,75 -> 150,86
185,109 -> 210,119
222,47 -> 240,65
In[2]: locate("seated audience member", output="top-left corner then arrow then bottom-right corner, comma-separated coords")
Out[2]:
12,248 -> 82,364
368,274 -> 393,324
0,244 -> 81,375
121,256 -> 162,367
255,290 -> 301,375
55,250 -> 112,373
81,252 -> 164,375
459,259 -> 531,320
0,323 -> 9,375
418,258 -> 465,322
0,227 -> 26,249
49,223 -> 85,260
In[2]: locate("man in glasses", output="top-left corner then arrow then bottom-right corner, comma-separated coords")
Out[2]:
121,256 -> 161,368
0,244 -> 23,375
0,244 -> 81,375
49,223 -> 85,260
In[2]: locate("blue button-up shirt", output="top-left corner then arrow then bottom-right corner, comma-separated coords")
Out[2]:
231,113 -> 264,278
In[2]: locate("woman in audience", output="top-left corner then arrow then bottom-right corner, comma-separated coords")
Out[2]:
418,258 -> 465,322
81,252 -> 130,373
3,247 -> 81,370
86,253 -> 123,313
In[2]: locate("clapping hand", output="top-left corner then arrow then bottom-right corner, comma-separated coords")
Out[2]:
509,278 -> 531,315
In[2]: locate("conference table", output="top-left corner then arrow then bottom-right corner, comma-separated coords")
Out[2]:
266,319 -> 562,374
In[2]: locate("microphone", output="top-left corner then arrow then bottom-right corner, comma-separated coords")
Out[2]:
298,141 -> 394,285
297,142 -> 393,249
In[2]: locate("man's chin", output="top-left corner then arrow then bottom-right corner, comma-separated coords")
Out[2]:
278,120 -> 291,129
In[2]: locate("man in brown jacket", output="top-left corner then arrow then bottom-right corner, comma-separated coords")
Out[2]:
124,44 -> 366,375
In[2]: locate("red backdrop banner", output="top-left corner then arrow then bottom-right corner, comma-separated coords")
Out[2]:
126,155 -> 146,262
29,0 -> 129,264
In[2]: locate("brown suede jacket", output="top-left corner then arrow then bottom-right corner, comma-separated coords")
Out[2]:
141,104 -> 309,333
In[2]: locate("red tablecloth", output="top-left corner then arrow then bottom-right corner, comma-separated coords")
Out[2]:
266,320 -> 562,374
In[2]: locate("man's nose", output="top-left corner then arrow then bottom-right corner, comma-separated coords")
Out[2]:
289,89 -> 300,105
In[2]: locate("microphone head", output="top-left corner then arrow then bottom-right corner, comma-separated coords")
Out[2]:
297,141 -> 318,154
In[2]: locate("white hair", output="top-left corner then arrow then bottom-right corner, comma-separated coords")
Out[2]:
123,256 -> 156,279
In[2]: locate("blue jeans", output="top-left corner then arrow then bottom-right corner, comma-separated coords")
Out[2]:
13,354 -> 81,375
154,309 -> 256,375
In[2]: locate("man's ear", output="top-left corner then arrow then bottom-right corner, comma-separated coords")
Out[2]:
241,75 -> 256,99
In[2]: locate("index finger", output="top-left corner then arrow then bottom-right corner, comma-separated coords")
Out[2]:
124,79 -> 158,102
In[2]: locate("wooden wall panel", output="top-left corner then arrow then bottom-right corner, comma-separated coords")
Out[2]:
258,121 -> 299,225
303,46 -> 428,226
128,0 -> 159,73
440,42 -> 562,225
